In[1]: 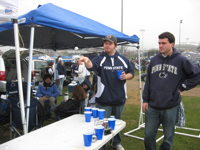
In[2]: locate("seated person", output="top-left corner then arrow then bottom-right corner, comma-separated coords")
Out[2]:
80,79 -> 94,113
54,85 -> 87,117
36,73 -> 60,112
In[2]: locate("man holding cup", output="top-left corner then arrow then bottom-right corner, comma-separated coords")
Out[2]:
78,35 -> 134,150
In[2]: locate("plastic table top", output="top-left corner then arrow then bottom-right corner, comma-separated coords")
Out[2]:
0,114 -> 126,150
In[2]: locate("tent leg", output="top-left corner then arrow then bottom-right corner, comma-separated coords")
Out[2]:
13,19 -> 27,134
26,25 -> 35,133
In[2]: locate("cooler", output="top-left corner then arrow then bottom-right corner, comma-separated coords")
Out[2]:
68,83 -> 77,92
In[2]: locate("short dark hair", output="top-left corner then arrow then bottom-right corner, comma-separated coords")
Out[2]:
158,32 -> 175,44
43,73 -> 52,81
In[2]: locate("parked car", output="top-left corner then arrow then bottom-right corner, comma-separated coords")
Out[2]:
141,73 -> 147,81
0,49 -> 47,94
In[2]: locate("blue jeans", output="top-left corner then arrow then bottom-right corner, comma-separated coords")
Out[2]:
57,77 -> 65,95
144,105 -> 179,150
96,103 -> 125,149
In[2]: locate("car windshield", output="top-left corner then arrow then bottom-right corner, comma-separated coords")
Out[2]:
35,61 -> 47,69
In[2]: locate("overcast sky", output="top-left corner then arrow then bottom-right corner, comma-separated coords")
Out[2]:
17,0 -> 200,50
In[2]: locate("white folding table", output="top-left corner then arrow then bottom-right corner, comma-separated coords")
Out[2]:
0,114 -> 126,150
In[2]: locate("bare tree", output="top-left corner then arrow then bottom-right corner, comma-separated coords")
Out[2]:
117,46 -> 132,57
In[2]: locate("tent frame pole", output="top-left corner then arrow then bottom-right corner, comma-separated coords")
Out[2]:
12,19 -> 27,134
26,24 -> 35,132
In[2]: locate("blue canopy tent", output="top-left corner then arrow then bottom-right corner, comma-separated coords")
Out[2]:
0,3 -> 140,133
0,3 -> 139,49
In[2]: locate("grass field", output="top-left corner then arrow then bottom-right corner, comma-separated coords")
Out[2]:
0,76 -> 200,149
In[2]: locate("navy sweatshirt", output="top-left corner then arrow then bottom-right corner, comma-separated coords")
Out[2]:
143,48 -> 200,109
57,62 -> 66,76
88,50 -> 134,106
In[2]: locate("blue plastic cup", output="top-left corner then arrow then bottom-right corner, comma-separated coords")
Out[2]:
85,107 -> 92,112
110,115 -> 115,119
117,70 -> 123,79
83,132 -> 93,147
108,118 -> 116,130
98,109 -> 105,120
92,108 -> 98,118
84,111 -> 92,122
95,125 -> 104,140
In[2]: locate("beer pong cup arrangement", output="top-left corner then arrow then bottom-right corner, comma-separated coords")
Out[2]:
92,108 -> 98,118
108,118 -> 116,130
98,109 -> 105,120
85,107 -> 92,112
83,132 -> 93,147
117,70 -> 123,79
95,125 -> 104,140
84,111 -> 92,122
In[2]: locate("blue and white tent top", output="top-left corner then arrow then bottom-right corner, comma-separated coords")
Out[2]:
0,3 -> 139,50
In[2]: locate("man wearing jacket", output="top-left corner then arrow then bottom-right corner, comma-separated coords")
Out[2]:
78,35 -> 134,150
142,32 -> 200,150
36,74 -> 60,112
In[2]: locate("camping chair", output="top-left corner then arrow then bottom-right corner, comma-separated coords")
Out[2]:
0,121 -> 10,138
9,96 -> 43,139
0,99 -> 10,138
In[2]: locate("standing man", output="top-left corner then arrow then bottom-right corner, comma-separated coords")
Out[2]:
142,32 -> 200,150
75,61 -> 86,84
57,57 -> 66,95
78,35 -> 134,150
71,60 -> 79,80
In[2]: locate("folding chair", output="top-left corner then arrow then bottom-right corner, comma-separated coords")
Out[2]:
9,96 -> 43,139
0,99 -> 10,138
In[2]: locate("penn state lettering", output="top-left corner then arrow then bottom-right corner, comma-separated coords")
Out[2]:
104,66 -> 123,70
151,64 -> 177,75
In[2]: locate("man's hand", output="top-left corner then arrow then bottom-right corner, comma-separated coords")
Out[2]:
78,57 -> 90,65
42,96 -> 48,101
120,72 -> 133,80
78,57 -> 93,68
142,103 -> 148,113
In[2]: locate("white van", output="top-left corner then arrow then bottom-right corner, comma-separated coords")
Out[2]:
0,49 -> 47,94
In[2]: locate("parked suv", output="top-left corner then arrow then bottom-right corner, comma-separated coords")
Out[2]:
0,49 -> 47,94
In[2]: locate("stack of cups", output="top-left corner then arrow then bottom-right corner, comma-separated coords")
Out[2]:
85,107 -> 92,112
98,109 -> 105,120
92,108 -> 98,118
108,118 -> 116,130
84,107 -> 92,123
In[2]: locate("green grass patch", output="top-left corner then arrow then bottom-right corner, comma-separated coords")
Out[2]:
196,84 -> 200,88
112,95 -> 200,150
